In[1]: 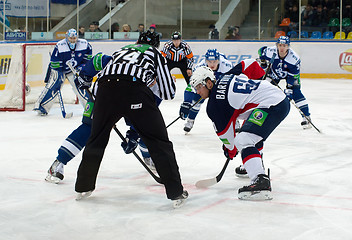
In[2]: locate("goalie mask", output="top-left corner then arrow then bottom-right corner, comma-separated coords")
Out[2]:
138,30 -> 160,48
190,66 -> 216,89
66,29 -> 78,50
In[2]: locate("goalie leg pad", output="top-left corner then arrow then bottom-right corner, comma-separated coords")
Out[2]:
34,69 -> 64,114
66,73 -> 89,107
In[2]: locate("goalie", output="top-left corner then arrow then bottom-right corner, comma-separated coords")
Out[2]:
33,28 -> 92,116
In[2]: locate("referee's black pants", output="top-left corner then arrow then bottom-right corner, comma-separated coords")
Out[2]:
166,58 -> 191,84
75,79 -> 184,199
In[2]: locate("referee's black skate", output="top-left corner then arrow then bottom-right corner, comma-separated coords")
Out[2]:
172,190 -> 188,208
235,165 -> 248,178
45,159 -> 64,184
238,174 -> 272,200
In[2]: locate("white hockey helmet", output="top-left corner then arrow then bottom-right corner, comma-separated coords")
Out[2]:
66,28 -> 78,50
190,66 -> 216,89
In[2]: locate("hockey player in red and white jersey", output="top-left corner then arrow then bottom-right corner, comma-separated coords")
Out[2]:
179,48 -> 265,133
190,66 -> 290,200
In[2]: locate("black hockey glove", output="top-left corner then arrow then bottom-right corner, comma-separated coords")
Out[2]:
179,102 -> 192,120
74,73 -> 92,90
121,129 -> 140,154
222,144 -> 238,160
260,59 -> 268,69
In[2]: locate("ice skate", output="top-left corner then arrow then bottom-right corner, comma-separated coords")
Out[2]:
235,165 -> 248,178
172,190 -> 188,208
301,116 -> 312,129
76,191 -> 93,201
33,106 -> 48,116
45,159 -> 64,184
238,174 -> 272,200
144,157 -> 156,171
184,119 -> 194,134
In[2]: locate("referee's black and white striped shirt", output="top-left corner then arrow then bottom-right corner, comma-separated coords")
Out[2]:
161,41 -> 194,69
98,43 -> 175,100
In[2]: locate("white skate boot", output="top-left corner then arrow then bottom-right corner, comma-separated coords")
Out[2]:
45,159 -> 64,184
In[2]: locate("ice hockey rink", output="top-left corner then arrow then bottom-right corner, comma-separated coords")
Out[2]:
0,78 -> 351,240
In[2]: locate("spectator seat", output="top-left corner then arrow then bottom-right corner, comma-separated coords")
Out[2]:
334,31 -> 346,39
279,18 -> 291,27
300,31 -> 309,38
310,31 -> 322,39
274,31 -> 286,38
328,18 -> 339,27
322,31 -> 334,39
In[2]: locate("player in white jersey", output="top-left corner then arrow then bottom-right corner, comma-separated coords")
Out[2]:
33,29 -> 92,116
190,66 -> 290,200
258,36 -> 312,129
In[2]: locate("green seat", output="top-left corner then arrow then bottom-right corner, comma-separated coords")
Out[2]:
328,18 -> 339,27
342,18 -> 351,27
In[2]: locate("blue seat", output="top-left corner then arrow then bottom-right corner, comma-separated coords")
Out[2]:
287,31 -> 298,38
300,31 -> 309,38
310,31 -> 321,39
322,31 -> 334,39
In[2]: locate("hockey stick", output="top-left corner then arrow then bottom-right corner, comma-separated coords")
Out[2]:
195,157 -> 231,188
261,52 -> 276,80
112,125 -> 163,184
166,97 -> 203,128
274,82 -> 321,133
68,61 -> 162,184
57,89 -> 73,118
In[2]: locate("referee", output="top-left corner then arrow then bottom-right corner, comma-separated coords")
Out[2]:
75,30 -> 188,208
161,31 -> 194,84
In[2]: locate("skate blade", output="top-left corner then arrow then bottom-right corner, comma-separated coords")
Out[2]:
238,190 -> 273,201
302,124 -> 312,130
235,173 -> 249,178
173,198 -> 187,209
45,175 -> 61,184
76,191 -> 93,201
64,112 -> 73,119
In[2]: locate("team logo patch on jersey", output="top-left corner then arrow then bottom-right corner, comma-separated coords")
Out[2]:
83,102 -> 94,117
131,103 -> 142,109
248,109 -> 268,126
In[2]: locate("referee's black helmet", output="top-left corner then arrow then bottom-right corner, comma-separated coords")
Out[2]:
171,31 -> 181,40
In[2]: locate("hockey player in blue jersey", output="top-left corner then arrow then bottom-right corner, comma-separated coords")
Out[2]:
45,52 -> 111,183
190,66 -> 290,200
45,52 -> 157,183
179,49 -> 233,133
33,28 -> 92,116
258,36 -> 312,129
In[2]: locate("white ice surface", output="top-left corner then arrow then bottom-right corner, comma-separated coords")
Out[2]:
0,78 -> 352,240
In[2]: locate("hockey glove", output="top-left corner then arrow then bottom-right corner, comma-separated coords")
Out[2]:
179,102 -> 192,120
284,88 -> 293,99
222,144 -> 238,160
74,73 -> 92,90
260,59 -> 268,69
121,129 -> 140,154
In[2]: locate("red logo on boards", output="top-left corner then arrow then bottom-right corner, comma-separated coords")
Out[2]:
339,49 -> 352,72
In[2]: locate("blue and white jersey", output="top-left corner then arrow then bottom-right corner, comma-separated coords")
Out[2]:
50,38 -> 92,74
261,46 -> 300,86
193,53 -> 233,79
206,74 -> 286,151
